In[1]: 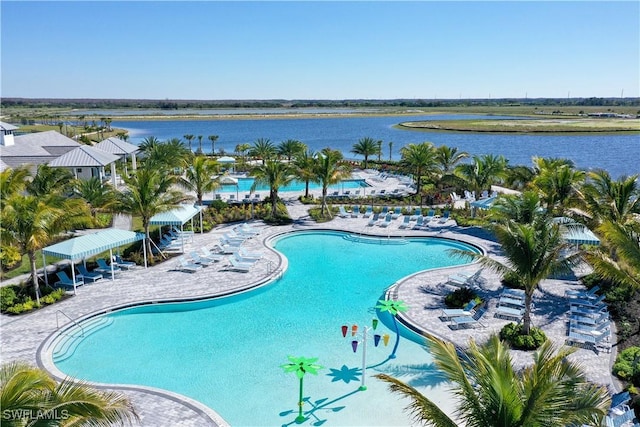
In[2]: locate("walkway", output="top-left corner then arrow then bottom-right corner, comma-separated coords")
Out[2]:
1,199 -> 618,426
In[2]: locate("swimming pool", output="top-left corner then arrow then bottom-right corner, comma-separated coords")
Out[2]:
218,178 -> 369,193
53,231 -> 479,426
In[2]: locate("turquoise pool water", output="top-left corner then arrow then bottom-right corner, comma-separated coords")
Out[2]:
55,232 -> 479,426
218,178 -> 368,193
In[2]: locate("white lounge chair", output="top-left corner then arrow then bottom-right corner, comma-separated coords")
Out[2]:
201,247 -> 225,262
176,256 -> 202,273
213,243 -> 240,254
565,285 -> 600,299
440,300 -> 478,320
227,257 -> 253,272
338,205 -> 350,218
190,251 -> 216,266
451,308 -> 486,329
238,248 -> 263,261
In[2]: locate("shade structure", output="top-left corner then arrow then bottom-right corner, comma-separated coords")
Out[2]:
42,228 -> 146,290
218,175 -> 238,185
560,223 -> 600,246
470,196 -> 497,210
217,156 -> 236,164
149,204 -> 202,226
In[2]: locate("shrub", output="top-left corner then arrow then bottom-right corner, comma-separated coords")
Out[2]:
500,322 -> 547,350
613,346 -> 640,386
444,287 -> 479,308
1,286 -> 18,311
501,271 -> 524,289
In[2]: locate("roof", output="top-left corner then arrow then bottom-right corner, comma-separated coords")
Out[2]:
48,145 -> 120,168
42,229 -> 145,260
0,121 -> 19,132
95,137 -> 139,155
560,223 -> 600,245
150,205 -> 202,225
0,131 -> 80,172
218,156 -> 236,163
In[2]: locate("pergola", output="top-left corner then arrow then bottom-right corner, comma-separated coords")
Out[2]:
150,205 -> 203,252
42,229 -> 146,293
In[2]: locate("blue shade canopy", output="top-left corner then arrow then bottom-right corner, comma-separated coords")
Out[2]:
561,223 -> 600,246
43,229 -> 144,260
149,205 -> 202,226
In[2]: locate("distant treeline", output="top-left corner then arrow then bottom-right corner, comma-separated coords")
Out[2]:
2,97 -> 639,110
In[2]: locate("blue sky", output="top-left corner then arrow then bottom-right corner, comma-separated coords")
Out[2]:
2,1 -> 638,100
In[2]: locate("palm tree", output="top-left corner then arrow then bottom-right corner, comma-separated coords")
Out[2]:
587,220 -> 640,290
455,154 -> 508,197
0,166 -> 31,209
400,142 -> 438,196
73,177 -> 118,221
208,135 -> 219,155
351,137 -> 379,169
531,158 -> 585,216
104,117 -> 112,132
196,135 -> 204,154
249,138 -> 277,164
179,156 -> 220,206
435,145 -> 469,175
117,167 -> 190,259
277,139 -> 306,162
376,334 -> 610,427
504,165 -> 536,191
27,164 -> 74,198
314,148 -> 352,217
138,136 -> 161,155
183,134 -> 195,152
579,170 -> 639,225
143,138 -> 191,171
250,160 -> 295,217
235,143 -> 251,172
1,361 -> 139,426
464,215 -> 572,335
292,149 -> 316,199
388,141 -> 393,161
489,191 -> 543,225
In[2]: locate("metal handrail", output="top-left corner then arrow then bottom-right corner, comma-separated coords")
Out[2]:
56,310 -> 84,337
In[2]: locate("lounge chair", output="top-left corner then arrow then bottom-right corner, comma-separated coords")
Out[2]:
95,258 -> 122,275
495,305 -> 524,321
398,216 -> 411,229
440,300 -> 478,320
363,206 -> 373,218
213,243 -> 240,254
76,265 -> 103,283
451,308 -> 486,329
500,288 -> 525,300
200,247 -> 225,262
114,255 -> 136,270
238,248 -> 263,261
438,210 -> 450,224
391,207 -> 402,219
190,251 -> 216,266
176,256 -> 202,273
569,294 -> 606,310
379,213 -> 392,227
446,269 -> 483,287
413,216 -> 425,229
55,271 -> 84,288
220,235 -> 244,247
227,256 -> 253,272
351,205 -> 360,218
409,208 -> 421,221
381,206 -> 389,215
565,285 -> 600,299
367,213 -> 379,226
233,252 -> 259,264
424,209 -> 436,222
234,223 -> 260,236
338,205 -> 350,218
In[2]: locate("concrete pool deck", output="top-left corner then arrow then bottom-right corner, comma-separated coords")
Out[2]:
0,199 -> 619,426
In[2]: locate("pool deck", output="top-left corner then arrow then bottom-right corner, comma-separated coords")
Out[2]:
1,194 -> 620,426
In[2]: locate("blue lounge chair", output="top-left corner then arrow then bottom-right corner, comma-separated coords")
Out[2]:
413,216 -> 425,229
438,210 -> 450,224
363,206 -> 373,218
76,265 -> 102,283
398,216 -> 411,229
391,207 -> 402,219
379,213 -> 392,227
451,308 -> 486,329
565,285 -> 600,299
55,271 -> 84,288
424,209 -> 436,222
338,205 -> 350,218
351,205 -> 360,218
114,255 -> 136,270
96,258 -> 122,275
367,213 -> 379,226
409,208 -> 421,221
381,206 -> 389,215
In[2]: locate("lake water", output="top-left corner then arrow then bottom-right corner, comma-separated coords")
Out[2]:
112,114 -> 640,178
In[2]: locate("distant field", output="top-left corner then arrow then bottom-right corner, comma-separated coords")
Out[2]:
398,118 -> 640,133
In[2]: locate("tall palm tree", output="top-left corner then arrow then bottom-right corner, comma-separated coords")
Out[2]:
351,137 -> 379,169
249,138 -> 277,165
435,145 -> 469,175
579,170 -> 639,225
1,361 -> 139,426
138,136 -> 161,155
235,143 -> 251,172
73,177 -> 118,221
376,334 -> 610,427
400,142 -> 438,196
455,154 -> 508,197
531,158 -> 585,216
143,138 -> 191,171
314,148 -> 352,217
504,164 -> 535,191
27,164 -> 74,198
277,139 -> 306,162
117,167 -> 190,259
183,134 -> 195,152
250,160 -> 295,217
196,135 -> 204,154
489,191 -> 543,225
587,220 -> 640,290
0,166 -> 31,209
292,149 -> 317,199
208,135 -> 219,155
388,141 -> 393,161
179,155 -> 220,206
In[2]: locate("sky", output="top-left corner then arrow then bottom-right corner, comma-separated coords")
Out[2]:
1,1 -> 638,100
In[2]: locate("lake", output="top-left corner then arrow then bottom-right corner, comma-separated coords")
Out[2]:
112,114 -> 640,178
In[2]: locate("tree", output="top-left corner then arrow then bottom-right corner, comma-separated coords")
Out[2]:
351,137 -> 379,169
196,135 -> 203,154
143,138 -> 191,171
1,361 -> 139,426
376,334 -> 610,427
138,136 -> 161,155
579,170 -> 639,225
0,166 -> 30,209
183,134 -> 195,152
400,142 -> 438,196
27,164 -> 74,198
435,145 -> 469,175
104,117 -> 112,132
531,158 -> 585,216
250,160 -> 295,217
388,141 -> 393,161
455,154 -> 508,197
314,148 -> 352,217
179,155 -> 220,206
587,220 -> 640,290
73,177 -> 118,221
117,167 -> 190,259
292,149 -> 316,199
249,138 -> 277,164
208,135 -> 219,155
489,191 -> 543,225
277,139 -> 306,162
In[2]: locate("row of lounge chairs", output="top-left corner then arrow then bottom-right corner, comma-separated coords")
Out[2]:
564,286 -> 611,353
55,256 -> 137,288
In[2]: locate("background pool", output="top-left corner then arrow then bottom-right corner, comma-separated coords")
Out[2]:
218,178 -> 368,193
56,232 -> 478,426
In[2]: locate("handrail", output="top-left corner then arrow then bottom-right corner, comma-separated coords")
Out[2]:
55,310 -> 84,337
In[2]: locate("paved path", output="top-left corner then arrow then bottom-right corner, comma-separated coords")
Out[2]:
1,195 -> 619,426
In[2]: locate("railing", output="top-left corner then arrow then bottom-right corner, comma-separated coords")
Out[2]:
56,310 -> 84,337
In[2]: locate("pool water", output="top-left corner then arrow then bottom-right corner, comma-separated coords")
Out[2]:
55,232 -> 478,426
218,178 -> 368,193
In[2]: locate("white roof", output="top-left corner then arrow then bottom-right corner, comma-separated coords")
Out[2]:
95,137 -> 139,155
0,131 -> 80,172
48,145 -> 120,168
0,121 -> 19,131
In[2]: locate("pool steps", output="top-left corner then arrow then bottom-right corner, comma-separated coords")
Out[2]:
52,316 -> 113,363
343,234 -> 409,245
